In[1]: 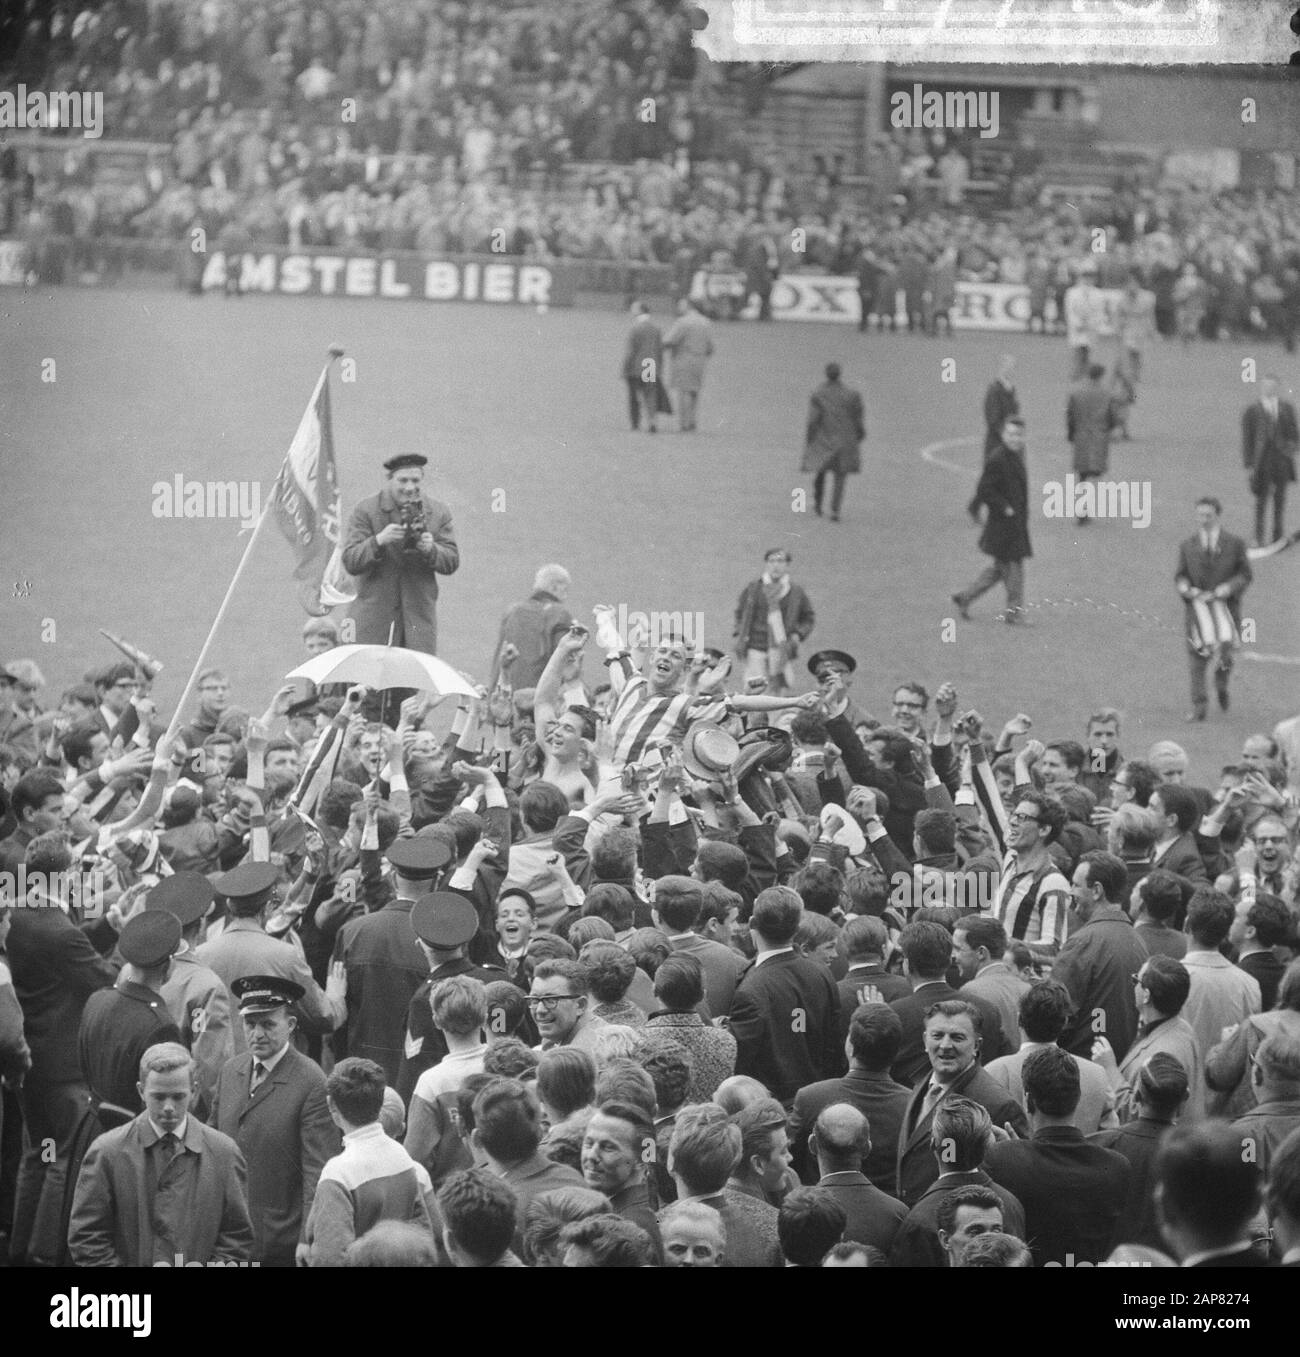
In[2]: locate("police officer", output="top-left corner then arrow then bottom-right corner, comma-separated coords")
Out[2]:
196,861 -> 344,1054
395,891 -> 506,1104
210,976 -> 339,1267
149,872 -> 232,1119
332,835 -> 453,1084
78,910 -> 183,1120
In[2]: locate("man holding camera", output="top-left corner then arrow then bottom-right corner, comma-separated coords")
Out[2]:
341,454 -> 459,655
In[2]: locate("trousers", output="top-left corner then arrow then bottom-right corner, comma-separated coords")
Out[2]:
814,470 -> 847,514
955,558 -> 1025,616
1254,482 -> 1287,545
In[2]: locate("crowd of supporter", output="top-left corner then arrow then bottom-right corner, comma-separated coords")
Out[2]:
2,608 -> 1300,1266
2,2 -> 1298,343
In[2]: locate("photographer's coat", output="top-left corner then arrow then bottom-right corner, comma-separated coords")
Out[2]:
341,488 -> 459,654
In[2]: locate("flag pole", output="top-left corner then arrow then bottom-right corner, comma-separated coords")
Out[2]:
161,347 -> 344,750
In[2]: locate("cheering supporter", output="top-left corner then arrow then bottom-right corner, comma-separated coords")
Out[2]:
2,599 -> 1299,1270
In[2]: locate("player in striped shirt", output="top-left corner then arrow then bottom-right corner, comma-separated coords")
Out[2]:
605,635 -> 819,767
989,790 -> 1072,959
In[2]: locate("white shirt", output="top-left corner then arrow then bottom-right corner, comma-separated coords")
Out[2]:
1201,529 -> 1219,553
251,1041 -> 291,1084
148,1116 -> 189,1141
752,946 -> 795,967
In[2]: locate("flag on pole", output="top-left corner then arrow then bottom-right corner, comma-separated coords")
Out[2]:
269,361 -> 356,616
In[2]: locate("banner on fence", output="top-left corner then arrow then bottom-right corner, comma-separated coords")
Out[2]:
762,273 -> 1123,333
199,250 -> 573,306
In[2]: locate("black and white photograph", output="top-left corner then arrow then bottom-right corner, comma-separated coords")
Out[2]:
1,0 -> 1299,1309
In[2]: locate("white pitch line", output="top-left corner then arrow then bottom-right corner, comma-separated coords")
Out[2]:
1240,651 -> 1300,666
919,434 -> 980,475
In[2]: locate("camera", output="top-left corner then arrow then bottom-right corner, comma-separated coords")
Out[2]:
398,499 -> 427,550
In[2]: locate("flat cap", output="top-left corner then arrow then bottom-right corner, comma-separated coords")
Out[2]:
145,872 -> 215,926
387,835 -> 452,878
231,974 -> 306,1013
213,861 -> 280,900
411,892 -> 478,949
383,453 -> 428,473
119,910 -> 182,968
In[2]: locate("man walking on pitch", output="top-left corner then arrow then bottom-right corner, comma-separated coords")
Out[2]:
953,416 -> 1033,625
622,301 -> 664,434
663,298 -> 715,434
801,363 -> 864,523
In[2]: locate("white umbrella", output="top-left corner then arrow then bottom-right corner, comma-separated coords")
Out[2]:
285,644 -> 477,697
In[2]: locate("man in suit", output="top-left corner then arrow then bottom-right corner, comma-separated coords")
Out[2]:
835,917 -> 910,1041
1175,496 -> 1252,720
808,1103 -> 907,1254
896,1000 -> 1028,1207
652,877 -> 747,1022
984,980 -> 1117,1134
984,1046 -> 1130,1266
889,922 -> 1009,1088
468,1078 -> 583,1257
79,911 -> 183,1119
488,564 -> 574,691
340,452 -> 459,655
952,916 -> 1028,1050
1155,1120 -> 1272,1266
1067,363 -> 1120,523
196,861 -> 343,1056
621,300 -> 663,433
68,1042 -> 253,1266
800,362 -> 864,523
732,548 -> 816,690
982,354 -> 1019,458
953,415 -> 1033,625
789,1002 -> 911,1193
7,833 -> 118,1264
210,976 -> 339,1267
728,887 -> 843,1104
889,1097 -> 1027,1267
1242,374 -> 1298,545
1116,271 -> 1156,394
1092,1051 -> 1188,1251
1052,851 -> 1149,1062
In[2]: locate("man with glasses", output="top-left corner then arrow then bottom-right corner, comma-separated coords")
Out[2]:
988,791 -> 1072,961
528,959 -> 607,1055
1092,955 -> 1205,1123
889,684 -> 928,738
92,661 -> 141,740
181,667 -> 233,750
1240,815 -> 1298,909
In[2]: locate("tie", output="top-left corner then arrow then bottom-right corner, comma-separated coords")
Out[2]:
917,1082 -> 945,1130
250,1062 -> 268,1095
158,1131 -> 182,1170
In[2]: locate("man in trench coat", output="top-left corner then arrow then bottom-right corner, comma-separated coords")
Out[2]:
801,362 -> 864,523
953,415 -> 1033,625
1067,363 -> 1120,524
341,453 -> 459,654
